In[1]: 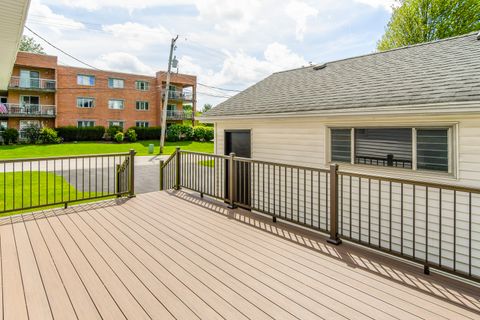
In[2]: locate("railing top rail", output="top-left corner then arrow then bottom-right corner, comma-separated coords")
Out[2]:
10,76 -> 56,81
162,152 -> 178,167
338,170 -> 480,194
235,156 -> 331,173
0,152 -> 131,163
179,150 -> 228,158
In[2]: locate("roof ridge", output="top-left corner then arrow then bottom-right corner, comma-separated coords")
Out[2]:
272,31 -> 479,75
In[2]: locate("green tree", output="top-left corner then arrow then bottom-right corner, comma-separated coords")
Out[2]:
19,36 -> 45,54
203,104 -> 212,112
377,0 -> 480,51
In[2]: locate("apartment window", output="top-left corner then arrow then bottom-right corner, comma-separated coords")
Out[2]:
135,81 -> 149,91
108,99 -> 124,110
76,97 -> 95,108
77,121 -> 95,128
77,74 -> 95,86
108,78 -> 125,89
0,121 -> 7,131
108,121 -> 124,129
136,101 -> 149,111
330,127 -> 450,173
136,121 -> 149,128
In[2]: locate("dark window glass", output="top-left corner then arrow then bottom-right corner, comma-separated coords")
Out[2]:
417,129 -> 448,172
355,128 -> 412,168
331,129 -> 351,162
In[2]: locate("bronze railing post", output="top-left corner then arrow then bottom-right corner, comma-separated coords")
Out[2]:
128,149 -> 136,197
175,147 -> 181,190
327,163 -> 342,245
159,160 -> 165,191
116,164 -> 121,197
228,152 -> 237,208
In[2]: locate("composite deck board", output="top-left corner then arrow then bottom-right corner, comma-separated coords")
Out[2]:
21,214 -> 78,320
0,191 -> 478,320
148,193 -> 472,320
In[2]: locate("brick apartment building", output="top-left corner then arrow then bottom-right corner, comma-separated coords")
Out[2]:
0,51 -> 196,137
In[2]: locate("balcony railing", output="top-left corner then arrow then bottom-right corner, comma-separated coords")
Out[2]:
166,110 -> 193,120
8,76 -> 56,90
0,103 -> 56,117
162,90 -> 193,101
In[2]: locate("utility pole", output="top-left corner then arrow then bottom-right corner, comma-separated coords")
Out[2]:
159,35 -> 179,154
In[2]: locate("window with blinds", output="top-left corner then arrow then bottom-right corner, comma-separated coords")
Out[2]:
330,127 -> 450,173
355,128 -> 412,168
416,129 -> 449,172
330,129 -> 351,162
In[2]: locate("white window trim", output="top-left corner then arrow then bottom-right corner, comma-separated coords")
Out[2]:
136,101 -> 149,111
108,99 -> 125,110
108,78 -> 125,89
327,123 -> 458,178
77,120 -> 96,128
76,97 -> 95,108
108,120 -> 125,128
77,74 -> 95,86
135,121 -> 149,127
135,80 -> 150,91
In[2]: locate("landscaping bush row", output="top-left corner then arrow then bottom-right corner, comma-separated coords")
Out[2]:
1,124 -> 214,145
56,126 -> 105,142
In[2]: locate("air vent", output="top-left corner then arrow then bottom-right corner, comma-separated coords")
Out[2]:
313,63 -> 327,70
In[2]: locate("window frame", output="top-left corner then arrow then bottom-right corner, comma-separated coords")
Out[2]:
135,121 -> 149,128
77,120 -> 96,128
328,125 -> 455,175
135,101 -> 149,111
77,74 -> 95,86
135,80 -> 150,91
108,99 -> 125,110
108,120 -> 125,129
76,97 -> 95,108
108,78 -> 125,89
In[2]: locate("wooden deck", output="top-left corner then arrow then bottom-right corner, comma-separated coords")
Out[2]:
0,191 -> 479,320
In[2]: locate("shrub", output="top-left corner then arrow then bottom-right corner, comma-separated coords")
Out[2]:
114,132 -> 124,143
128,126 -> 162,140
56,126 -> 105,141
193,126 -> 214,141
193,126 -> 207,141
24,125 -> 41,144
204,127 -> 214,141
125,129 -> 137,142
2,128 -> 19,144
39,127 -> 61,144
107,126 -> 123,139
166,124 -> 193,142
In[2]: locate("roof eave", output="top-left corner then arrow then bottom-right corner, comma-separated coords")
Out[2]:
198,101 -> 480,122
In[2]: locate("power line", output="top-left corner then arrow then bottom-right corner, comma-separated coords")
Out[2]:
198,83 -> 241,92
25,26 -> 100,70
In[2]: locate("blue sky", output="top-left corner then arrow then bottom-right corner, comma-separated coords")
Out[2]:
25,0 -> 396,107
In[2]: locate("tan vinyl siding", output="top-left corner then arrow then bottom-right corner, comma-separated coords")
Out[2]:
213,112 -> 480,278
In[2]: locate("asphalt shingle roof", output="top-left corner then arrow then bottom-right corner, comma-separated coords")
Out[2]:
205,32 -> 480,117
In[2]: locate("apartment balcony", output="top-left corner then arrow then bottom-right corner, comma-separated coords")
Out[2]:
166,110 -> 194,120
162,89 -> 193,101
8,76 -> 56,91
0,103 -> 56,118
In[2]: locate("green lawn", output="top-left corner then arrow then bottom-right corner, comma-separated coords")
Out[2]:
198,159 -> 215,167
0,140 -> 214,159
0,171 -> 104,216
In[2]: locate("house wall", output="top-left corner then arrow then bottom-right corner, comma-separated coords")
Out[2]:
213,112 -> 480,277
214,113 -> 480,188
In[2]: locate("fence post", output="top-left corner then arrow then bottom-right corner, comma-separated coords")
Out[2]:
128,149 -> 136,197
175,147 -> 181,190
159,160 -> 165,191
327,164 -> 342,245
228,152 -> 237,209
116,164 -> 121,197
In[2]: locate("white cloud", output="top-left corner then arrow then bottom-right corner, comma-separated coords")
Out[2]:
28,1 -> 84,34
353,0 -> 397,11
102,22 -> 171,50
94,52 -> 154,75
285,0 -> 318,41
43,0 -> 192,12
